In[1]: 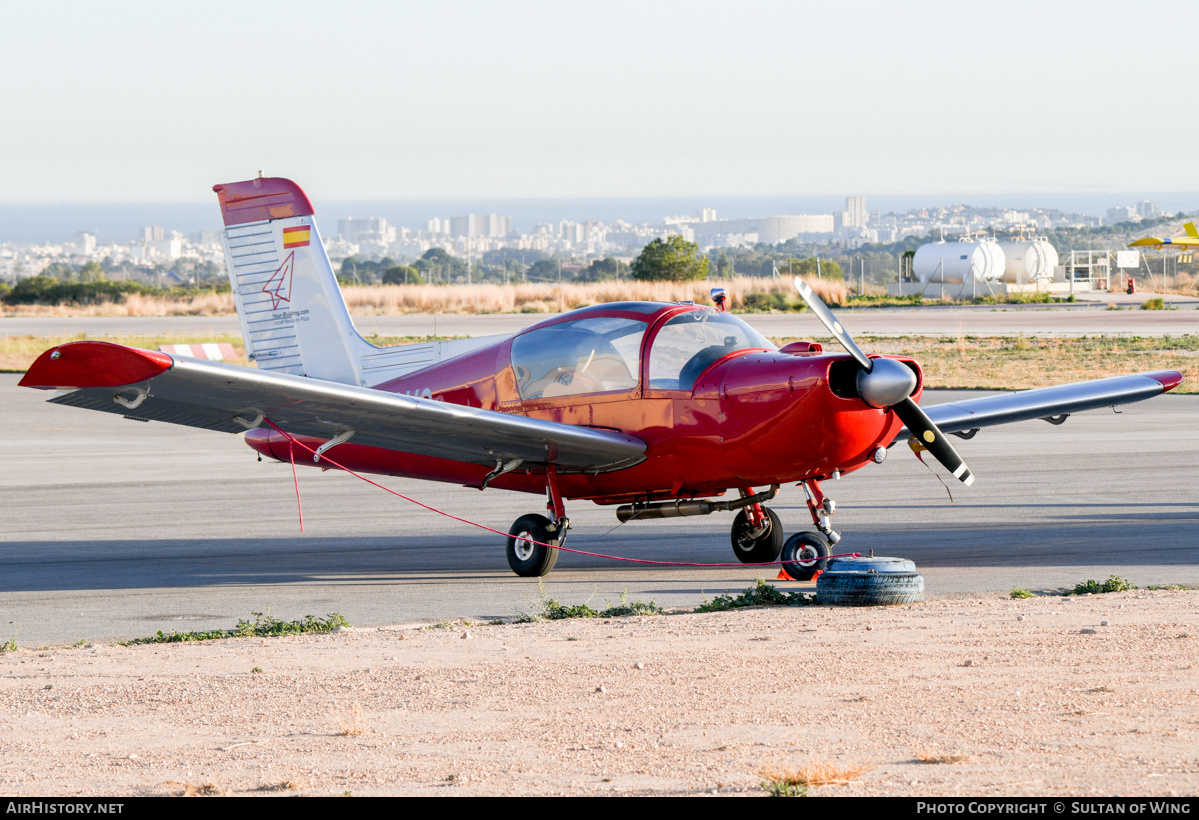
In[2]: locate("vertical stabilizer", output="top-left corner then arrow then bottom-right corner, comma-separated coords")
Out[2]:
213,176 -> 500,387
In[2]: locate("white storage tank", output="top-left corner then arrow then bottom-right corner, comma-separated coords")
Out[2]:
913,241 -> 1006,283
997,239 -> 1058,283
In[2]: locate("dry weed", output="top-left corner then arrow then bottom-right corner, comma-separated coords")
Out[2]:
759,758 -> 874,788
180,782 -> 224,796
338,699 -> 367,736
256,780 -> 305,792
914,746 -> 971,764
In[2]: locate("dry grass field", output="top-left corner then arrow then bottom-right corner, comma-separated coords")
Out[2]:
0,277 -> 848,318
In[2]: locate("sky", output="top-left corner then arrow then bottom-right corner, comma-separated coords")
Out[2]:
2,0 -> 1197,204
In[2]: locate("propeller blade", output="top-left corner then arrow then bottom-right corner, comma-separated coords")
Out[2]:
793,276 -> 872,372
893,397 -> 975,486
791,275 -> 975,487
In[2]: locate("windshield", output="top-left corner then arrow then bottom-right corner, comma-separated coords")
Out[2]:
511,316 -> 647,400
648,310 -> 775,391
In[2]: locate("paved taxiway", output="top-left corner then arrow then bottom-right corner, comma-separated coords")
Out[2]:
4,301 -> 1198,340
3,372 -> 1196,645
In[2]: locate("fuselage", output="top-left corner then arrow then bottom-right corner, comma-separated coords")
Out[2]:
245,301 -> 921,504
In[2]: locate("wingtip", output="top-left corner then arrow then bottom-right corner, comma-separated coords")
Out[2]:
19,341 -> 173,389
1146,370 -> 1184,392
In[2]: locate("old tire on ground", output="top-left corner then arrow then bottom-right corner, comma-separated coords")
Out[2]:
817,556 -> 923,606
506,514 -> 560,577
780,531 -> 831,581
730,507 -> 784,564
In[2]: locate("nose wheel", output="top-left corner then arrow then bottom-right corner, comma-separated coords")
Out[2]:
781,531 -> 832,581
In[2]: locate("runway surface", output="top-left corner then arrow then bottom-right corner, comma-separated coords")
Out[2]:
4,302 -> 1198,340
3,373 -> 1196,645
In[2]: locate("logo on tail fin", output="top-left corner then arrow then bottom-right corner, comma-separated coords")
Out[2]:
263,251 -> 294,309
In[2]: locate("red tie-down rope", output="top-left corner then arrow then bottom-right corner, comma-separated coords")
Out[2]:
264,419 -> 860,569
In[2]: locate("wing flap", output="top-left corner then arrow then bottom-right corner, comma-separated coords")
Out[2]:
24,342 -> 647,473
899,371 -> 1183,438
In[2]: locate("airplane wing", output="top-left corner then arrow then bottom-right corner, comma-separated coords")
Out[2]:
1127,237 -> 1199,249
897,371 -> 1183,439
1129,223 -> 1199,249
19,341 -> 647,474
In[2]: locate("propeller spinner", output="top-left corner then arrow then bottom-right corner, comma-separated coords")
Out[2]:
793,277 -> 975,486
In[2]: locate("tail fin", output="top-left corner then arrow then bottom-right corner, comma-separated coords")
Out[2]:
1185,222 -> 1198,239
213,176 -> 497,386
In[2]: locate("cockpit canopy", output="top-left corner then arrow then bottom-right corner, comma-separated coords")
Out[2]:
510,306 -> 776,400
647,310 -> 775,391
511,316 -> 646,400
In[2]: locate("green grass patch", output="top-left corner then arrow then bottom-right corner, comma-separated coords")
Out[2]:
122,612 -> 350,645
1063,576 -> 1137,596
0,638 -> 16,653
969,291 -> 1055,305
1010,587 -> 1034,599
696,578 -> 817,612
846,294 -> 926,308
521,590 -> 663,622
761,778 -> 809,797
1142,297 -> 1165,310
741,292 -> 807,312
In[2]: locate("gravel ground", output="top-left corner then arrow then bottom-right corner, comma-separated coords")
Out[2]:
1,589 -> 1197,797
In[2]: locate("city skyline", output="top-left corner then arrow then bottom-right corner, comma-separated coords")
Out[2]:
3,1 -> 1199,203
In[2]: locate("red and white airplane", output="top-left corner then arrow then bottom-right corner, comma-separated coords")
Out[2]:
20,177 -> 1184,578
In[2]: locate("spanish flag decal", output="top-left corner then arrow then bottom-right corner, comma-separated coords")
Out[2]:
282,225 -> 311,248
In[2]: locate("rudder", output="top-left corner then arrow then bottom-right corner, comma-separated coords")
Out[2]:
213,176 -> 500,387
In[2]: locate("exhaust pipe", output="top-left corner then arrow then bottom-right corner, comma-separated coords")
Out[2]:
616,485 -> 778,523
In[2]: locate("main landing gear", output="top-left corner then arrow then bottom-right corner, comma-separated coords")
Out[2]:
504,476 -> 845,579
506,466 -> 570,577
730,489 -> 783,563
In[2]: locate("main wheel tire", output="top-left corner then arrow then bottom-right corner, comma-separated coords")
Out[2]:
506,514 -> 560,577
780,531 -> 832,581
816,561 -> 924,607
730,507 -> 784,564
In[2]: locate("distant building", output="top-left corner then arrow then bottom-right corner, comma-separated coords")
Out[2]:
845,196 -> 867,228
444,214 -> 512,239
1137,200 -> 1161,219
1106,206 -> 1139,224
692,214 -> 833,247
339,217 -> 396,244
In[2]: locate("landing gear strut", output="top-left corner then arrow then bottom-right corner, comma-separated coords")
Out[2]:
506,466 -> 570,577
779,479 -> 841,580
801,479 -> 841,545
730,488 -> 783,563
